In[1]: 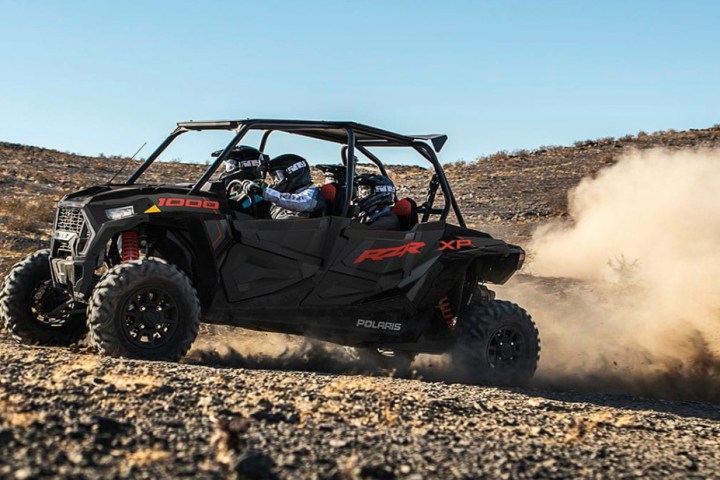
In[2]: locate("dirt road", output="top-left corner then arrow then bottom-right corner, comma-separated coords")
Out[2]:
1,334 -> 718,479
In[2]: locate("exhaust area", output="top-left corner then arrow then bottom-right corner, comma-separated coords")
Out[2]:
498,148 -> 720,402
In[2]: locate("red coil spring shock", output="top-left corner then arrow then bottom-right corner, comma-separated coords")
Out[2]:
436,295 -> 456,329
121,231 -> 140,262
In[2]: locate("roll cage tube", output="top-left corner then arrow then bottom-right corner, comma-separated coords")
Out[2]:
259,129 -> 273,154
190,123 -> 253,195
126,123 -> 253,190
123,119 -> 460,224
421,175 -> 440,223
413,141 -> 466,228
346,145 -> 389,177
126,128 -> 186,185
343,128 -> 355,217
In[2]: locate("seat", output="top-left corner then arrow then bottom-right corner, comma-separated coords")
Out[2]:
320,182 -> 348,217
391,198 -> 419,230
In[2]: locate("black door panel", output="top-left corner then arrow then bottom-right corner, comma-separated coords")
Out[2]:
223,217 -> 333,302
232,217 -> 331,263
302,222 -> 446,306
223,217 -> 446,314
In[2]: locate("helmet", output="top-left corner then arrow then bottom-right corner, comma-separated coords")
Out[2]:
214,146 -> 265,183
355,173 -> 396,215
316,164 -> 348,185
266,154 -> 312,193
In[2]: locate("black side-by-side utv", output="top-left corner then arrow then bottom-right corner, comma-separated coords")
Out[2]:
0,119 -> 539,384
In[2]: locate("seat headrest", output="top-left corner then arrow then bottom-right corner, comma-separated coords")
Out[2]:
392,198 -> 415,217
320,183 -> 338,202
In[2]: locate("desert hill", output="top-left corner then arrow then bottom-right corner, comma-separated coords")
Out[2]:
2,125 -> 719,278
1,126 -> 720,478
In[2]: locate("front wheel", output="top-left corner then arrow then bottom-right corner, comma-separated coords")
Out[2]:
0,250 -> 88,345
452,300 -> 540,386
87,258 -> 200,361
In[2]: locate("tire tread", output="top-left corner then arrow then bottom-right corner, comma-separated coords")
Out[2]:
1,249 -> 87,345
455,299 -> 540,385
87,258 -> 200,361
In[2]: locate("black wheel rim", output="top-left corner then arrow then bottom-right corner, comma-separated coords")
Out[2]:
486,325 -> 525,369
32,280 -> 84,327
121,288 -> 179,348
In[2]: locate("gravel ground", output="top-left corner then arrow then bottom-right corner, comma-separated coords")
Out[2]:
1,334 -> 719,479
2,129 -> 720,478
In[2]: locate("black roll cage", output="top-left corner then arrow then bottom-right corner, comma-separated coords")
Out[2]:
126,119 -> 465,227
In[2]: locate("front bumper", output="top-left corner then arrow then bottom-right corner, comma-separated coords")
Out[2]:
49,201 -> 108,301
50,255 -> 98,302
49,202 -> 152,300
50,257 -> 77,286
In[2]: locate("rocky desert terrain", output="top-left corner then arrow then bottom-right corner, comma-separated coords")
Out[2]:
1,125 -> 720,478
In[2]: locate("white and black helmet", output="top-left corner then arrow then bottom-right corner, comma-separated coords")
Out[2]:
214,146 -> 266,182
266,154 -> 312,193
355,173 -> 396,215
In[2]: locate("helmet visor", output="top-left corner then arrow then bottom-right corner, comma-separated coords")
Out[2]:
269,170 -> 285,186
358,185 -> 372,199
225,159 -> 238,173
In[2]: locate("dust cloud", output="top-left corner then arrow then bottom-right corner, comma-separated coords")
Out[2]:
498,148 -> 720,402
187,327 -> 388,375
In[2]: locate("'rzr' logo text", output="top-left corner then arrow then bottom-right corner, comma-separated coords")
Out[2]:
353,241 -> 426,264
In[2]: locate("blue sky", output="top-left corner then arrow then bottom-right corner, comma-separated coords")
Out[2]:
1,1 -> 718,165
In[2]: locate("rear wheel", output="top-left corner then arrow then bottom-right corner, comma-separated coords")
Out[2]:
453,300 -> 539,385
87,258 -> 200,361
0,250 -> 88,345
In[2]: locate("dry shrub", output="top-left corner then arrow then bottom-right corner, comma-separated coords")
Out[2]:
0,196 -> 55,234
0,239 -> 21,283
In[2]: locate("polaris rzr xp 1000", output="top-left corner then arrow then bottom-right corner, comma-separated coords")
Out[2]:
0,119 -> 539,384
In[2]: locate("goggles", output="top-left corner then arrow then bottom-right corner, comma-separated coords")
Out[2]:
225,158 -> 262,173
269,169 -> 286,186
225,160 -> 238,173
357,185 -> 372,198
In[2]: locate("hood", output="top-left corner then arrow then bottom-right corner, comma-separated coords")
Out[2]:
60,183 -> 198,207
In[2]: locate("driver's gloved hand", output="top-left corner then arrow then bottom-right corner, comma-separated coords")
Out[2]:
240,179 -> 263,196
227,182 -> 242,199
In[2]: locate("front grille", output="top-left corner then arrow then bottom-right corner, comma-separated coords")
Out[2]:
56,207 -> 85,234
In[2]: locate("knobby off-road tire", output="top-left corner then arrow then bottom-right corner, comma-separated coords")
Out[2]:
453,300 -> 540,386
0,249 -> 88,345
88,258 -> 200,362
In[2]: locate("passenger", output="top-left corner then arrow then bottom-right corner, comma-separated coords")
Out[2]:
236,154 -> 326,219
354,174 -> 401,230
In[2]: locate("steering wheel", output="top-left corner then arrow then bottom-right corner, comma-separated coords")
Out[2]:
226,179 -> 257,215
